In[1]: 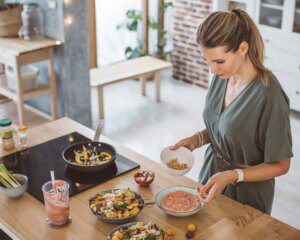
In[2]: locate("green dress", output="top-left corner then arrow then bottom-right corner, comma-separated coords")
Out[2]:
200,72 -> 293,214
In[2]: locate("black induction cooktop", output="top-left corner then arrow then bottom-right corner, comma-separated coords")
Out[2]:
1,132 -> 140,202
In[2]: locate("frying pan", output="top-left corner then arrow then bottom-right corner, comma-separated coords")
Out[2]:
89,189 -> 145,224
62,120 -> 116,172
64,163 -> 118,184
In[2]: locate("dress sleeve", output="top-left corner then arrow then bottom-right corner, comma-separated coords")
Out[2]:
259,84 -> 293,163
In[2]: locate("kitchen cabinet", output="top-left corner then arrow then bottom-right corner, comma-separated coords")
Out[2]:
213,0 -> 300,111
256,0 -> 300,111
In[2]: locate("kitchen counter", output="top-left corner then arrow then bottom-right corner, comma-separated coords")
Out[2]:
0,117 -> 299,239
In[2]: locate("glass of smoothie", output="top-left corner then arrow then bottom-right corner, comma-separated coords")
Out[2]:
42,180 -> 70,226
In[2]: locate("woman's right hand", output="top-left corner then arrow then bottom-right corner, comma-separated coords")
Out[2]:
169,134 -> 199,151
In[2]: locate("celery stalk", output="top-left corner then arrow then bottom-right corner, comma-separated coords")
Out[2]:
0,164 -> 21,188
0,164 -> 20,186
0,172 -> 17,188
0,174 -> 12,188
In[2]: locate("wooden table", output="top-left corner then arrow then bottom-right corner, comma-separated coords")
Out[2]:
0,37 -> 61,125
0,118 -> 299,240
90,56 -> 172,127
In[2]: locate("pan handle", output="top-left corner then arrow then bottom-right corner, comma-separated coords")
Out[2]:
93,119 -> 105,142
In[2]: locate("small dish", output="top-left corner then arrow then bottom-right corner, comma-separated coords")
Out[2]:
0,174 -> 28,198
160,146 -> 195,176
134,170 -> 155,187
155,186 -> 204,217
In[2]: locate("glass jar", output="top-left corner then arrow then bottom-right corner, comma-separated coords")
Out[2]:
18,125 -> 28,149
0,118 -> 15,151
21,4 -> 44,41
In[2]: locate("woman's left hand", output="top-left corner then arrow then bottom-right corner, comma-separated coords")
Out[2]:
197,170 -> 237,204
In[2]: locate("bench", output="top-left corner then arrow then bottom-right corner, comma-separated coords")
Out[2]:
90,56 -> 172,127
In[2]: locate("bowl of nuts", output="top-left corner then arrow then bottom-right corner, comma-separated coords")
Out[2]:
160,146 -> 195,176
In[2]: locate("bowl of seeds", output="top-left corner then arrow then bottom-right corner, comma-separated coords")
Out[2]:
160,146 -> 195,176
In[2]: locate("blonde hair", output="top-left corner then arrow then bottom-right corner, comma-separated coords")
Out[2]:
196,9 -> 270,85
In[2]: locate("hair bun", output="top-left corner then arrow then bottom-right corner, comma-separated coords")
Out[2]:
232,9 -> 241,17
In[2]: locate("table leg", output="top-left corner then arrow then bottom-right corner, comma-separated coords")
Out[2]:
13,58 -> 24,125
48,48 -> 57,120
91,85 -> 104,129
140,75 -> 147,96
154,70 -> 161,102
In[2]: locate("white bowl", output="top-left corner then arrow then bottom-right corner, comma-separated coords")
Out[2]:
160,146 -> 195,176
0,174 -> 28,198
6,65 -> 39,92
155,186 -> 204,217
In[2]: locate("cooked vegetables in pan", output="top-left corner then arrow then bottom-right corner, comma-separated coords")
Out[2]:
89,189 -> 142,219
73,145 -> 112,166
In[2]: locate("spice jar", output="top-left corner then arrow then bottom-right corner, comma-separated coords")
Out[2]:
18,125 -> 27,149
0,118 -> 15,151
21,3 -> 44,41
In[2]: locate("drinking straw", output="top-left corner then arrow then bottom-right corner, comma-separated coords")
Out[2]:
50,170 -> 56,193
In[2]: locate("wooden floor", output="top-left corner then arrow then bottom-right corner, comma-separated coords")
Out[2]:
1,69 -> 299,230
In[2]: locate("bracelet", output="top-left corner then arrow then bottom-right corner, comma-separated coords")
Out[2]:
235,169 -> 244,183
196,131 -> 203,148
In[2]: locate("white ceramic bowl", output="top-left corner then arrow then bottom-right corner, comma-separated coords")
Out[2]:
155,186 -> 204,217
0,174 -> 28,198
160,146 -> 195,176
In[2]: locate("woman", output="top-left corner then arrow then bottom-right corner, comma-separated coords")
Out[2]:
171,9 -> 293,214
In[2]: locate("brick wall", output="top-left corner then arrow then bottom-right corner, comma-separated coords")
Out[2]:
172,0 -> 212,87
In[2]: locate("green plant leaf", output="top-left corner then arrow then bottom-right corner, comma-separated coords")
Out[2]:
160,1 -> 173,11
149,21 -> 159,30
117,5 -> 171,61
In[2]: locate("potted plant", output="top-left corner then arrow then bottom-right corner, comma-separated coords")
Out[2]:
0,0 -> 22,37
117,1 -> 173,61
117,10 -> 146,60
